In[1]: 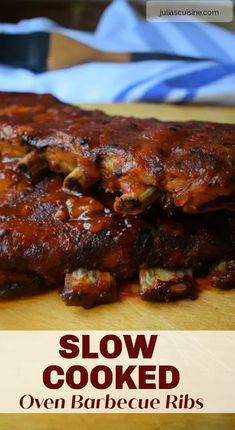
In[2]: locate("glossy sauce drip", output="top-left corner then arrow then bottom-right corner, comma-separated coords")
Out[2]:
0,160 -> 117,234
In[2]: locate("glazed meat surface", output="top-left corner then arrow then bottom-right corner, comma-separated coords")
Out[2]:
1,92 -> 235,307
0,159 -> 235,305
0,162 -> 145,282
1,92 -> 235,216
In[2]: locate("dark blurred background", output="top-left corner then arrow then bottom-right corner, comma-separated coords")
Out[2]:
1,0 -> 235,32
1,0 -> 144,30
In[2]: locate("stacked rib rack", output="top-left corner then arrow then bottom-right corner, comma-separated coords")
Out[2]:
0,92 -> 235,308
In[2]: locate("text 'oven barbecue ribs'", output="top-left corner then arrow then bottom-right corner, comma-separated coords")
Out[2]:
0,92 -> 235,308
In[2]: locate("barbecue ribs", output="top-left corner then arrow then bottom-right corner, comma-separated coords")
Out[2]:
1,92 -> 235,215
0,92 -> 235,308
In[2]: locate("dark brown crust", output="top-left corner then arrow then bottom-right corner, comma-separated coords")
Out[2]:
1,92 -> 235,215
210,261 -> 235,289
61,270 -> 117,309
0,271 -> 47,299
0,92 -> 235,307
139,275 -> 198,302
0,160 -> 235,303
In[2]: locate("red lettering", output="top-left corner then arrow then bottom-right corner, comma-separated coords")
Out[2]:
90,366 -> 113,389
59,335 -> 79,359
19,394 -> 34,409
71,395 -> 83,409
100,335 -> 122,358
116,365 -> 137,389
66,365 -> 88,389
124,335 -> 158,358
149,398 -> 160,409
117,398 -> 127,409
43,365 -> 64,389
196,398 -> 204,409
83,335 -> 99,358
139,365 -> 156,389
105,395 -> 115,409
159,365 -> 180,389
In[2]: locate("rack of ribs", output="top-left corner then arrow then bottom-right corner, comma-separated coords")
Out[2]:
1,92 -> 235,216
0,92 -> 235,308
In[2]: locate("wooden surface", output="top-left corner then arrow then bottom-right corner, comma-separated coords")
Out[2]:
81,103 -> 235,123
0,103 -> 235,429
0,285 -> 235,331
0,414 -> 234,430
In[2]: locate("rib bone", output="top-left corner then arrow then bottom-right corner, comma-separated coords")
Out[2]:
17,151 -> 48,180
45,147 -> 77,174
114,186 -> 158,215
210,260 -> 235,289
61,269 -> 117,308
63,162 -> 100,195
139,267 -> 197,302
63,167 -> 85,194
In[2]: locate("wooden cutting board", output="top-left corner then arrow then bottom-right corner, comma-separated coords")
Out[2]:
0,103 -> 235,429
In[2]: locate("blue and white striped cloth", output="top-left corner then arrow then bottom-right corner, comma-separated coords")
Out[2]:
0,0 -> 235,104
